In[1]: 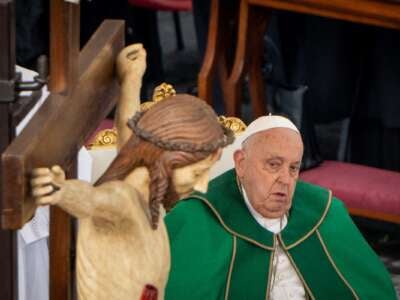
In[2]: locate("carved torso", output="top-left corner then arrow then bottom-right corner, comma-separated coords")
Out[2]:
75,183 -> 170,300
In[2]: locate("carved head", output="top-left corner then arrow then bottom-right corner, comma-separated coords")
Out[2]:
97,94 -> 234,228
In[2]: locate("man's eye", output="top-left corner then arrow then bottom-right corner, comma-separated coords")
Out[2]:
267,161 -> 280,169
290,165 -> 300,173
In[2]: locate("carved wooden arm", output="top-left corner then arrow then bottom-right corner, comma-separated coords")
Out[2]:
54,180 -> 140,224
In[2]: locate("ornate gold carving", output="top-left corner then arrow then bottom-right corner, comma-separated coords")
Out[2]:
87,128 -> 118,149
152,83 -> 176,102
88,83 -> 248,149
218,116 -> 247,135
140,83 -> 177,111
139,101 -> 156,111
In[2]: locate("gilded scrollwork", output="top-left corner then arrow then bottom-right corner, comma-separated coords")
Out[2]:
88,84 -> 246,149
218,116 -> 247,135
140,83 -> 177,111
87,128 -> 118,149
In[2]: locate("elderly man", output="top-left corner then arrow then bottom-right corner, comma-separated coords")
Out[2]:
164,115 -> 396,299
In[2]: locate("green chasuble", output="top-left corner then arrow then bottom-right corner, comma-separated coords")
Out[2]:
165,169 -> 396,300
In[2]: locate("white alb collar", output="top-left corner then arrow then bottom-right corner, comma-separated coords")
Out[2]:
241,185 -> 287,234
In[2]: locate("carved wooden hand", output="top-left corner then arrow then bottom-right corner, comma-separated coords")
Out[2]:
116,43 -> 147,83
31,165 -> 66,206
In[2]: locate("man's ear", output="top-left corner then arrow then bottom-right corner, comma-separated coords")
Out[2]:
233,149 -> 245,177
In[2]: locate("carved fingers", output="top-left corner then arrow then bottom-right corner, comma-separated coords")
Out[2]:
31,165 -> 65,206
50,165 -> 66,182
116,43 -> 147,81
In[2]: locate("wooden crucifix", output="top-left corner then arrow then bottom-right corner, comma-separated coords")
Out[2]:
1,0 -> 124,299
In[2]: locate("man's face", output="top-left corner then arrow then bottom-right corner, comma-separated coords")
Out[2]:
234,128 -> 303,219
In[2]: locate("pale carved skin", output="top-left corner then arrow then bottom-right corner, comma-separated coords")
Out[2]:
31,44 -> 220,300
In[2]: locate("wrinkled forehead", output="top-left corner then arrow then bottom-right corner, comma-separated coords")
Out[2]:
243,127 -> 303,149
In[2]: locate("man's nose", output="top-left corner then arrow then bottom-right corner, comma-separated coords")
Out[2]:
277,167 -> 291,184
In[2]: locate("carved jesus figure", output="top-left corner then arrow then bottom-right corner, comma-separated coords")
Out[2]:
30,44 -> 234,300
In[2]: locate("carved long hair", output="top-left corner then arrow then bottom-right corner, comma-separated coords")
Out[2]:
96,94 -> 234,229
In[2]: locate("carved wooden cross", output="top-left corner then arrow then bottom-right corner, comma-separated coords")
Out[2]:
1,1 -> 124,299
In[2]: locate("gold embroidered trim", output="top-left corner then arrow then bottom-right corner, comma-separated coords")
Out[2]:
265,236 -> 277,300
193,196 -> 274,251
284,190 -> 333,250
279,236 -> 316,300
224,235 -> 237,300
316,230 -> 359,300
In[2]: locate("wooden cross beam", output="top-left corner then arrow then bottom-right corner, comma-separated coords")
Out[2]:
1,1 -> 125,299
49,0 -> 80,95
1,4 -> 124,230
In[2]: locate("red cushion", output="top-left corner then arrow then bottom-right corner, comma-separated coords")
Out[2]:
128,0 -> 192,11
300,161 -> 400,221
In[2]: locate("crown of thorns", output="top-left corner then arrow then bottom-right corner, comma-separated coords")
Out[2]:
127,110 -> 234,152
